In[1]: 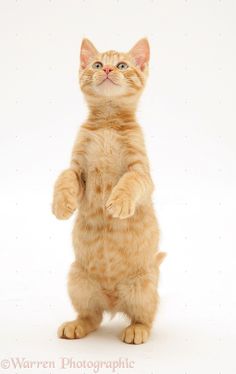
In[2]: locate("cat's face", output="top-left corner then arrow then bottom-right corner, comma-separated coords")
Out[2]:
79,39 -> 149,99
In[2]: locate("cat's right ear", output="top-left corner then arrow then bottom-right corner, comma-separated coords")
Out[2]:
129,38 -> 150,71
80,39 -> 98,69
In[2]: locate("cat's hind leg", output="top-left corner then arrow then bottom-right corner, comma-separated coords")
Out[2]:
118,274 -> 158,344
58,261 -> 104,339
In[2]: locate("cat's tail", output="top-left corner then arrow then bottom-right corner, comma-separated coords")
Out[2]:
154,251 -> 167,268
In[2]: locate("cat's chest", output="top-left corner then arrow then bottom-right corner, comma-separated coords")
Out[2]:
85,128 -> 125,172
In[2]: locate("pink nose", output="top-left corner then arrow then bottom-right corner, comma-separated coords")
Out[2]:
103,66 -> 113,75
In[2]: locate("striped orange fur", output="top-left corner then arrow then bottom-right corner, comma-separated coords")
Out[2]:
52,38 -> 166,344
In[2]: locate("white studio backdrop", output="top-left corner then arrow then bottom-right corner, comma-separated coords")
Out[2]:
0,0 -> 236,373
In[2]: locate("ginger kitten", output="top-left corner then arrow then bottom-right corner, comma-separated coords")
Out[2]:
52,38 -> 166,344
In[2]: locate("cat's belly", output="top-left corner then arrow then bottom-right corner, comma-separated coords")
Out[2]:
72,200 -> 159,290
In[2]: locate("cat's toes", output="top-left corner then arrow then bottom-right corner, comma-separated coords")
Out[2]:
121,323 -> 150,344
58,321 -> 86,339
105,195 -> 135,219
52,191 -> 77,220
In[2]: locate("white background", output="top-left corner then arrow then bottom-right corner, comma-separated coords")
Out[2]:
0,0 -> 236,373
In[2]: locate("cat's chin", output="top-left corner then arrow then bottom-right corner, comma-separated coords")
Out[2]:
93,82 -> 126,97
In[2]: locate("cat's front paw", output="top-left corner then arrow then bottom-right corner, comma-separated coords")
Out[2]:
52,169 -> 79,220
105,191 -> 136,219
52,189 -> 77,220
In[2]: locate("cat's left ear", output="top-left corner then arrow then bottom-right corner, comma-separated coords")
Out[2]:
80,38 -> 98,69
129,38 -> 150,71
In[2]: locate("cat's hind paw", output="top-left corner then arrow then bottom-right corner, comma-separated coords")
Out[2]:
58,320 -> 86,339
121,323 -> 150,344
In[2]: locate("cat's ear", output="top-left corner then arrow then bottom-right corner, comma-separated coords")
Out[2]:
129,38 -> 150,71
80,38 -> 98,69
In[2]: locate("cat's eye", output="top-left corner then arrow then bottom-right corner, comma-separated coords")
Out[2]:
117,62 -> 128,70
92,61 -> 103,69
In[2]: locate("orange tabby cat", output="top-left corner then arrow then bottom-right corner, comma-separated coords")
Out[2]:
52,38 -> 166,344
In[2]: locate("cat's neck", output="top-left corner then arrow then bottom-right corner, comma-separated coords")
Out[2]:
85,95 -> 139,124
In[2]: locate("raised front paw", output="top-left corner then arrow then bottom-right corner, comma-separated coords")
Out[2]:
105,191 -> 136,219
52,189 -> 77,219
52,170 -> 79,220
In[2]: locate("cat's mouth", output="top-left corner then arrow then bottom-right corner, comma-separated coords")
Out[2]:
98,77 -> 119,86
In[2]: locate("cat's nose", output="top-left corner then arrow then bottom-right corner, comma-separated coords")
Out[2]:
103,66 -> 113,75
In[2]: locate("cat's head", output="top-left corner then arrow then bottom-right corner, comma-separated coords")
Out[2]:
79,38 -> 149,100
